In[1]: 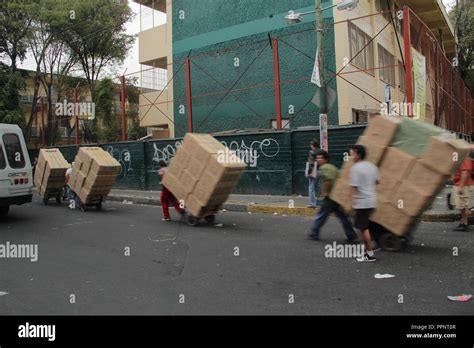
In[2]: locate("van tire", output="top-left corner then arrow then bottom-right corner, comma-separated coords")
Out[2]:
0,206 -> 10,216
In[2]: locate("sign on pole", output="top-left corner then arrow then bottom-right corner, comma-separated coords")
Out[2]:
320,114 -> 328,151
311,48 -> 321,87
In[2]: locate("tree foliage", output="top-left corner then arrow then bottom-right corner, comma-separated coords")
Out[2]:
0,62 -> 26,129
0,1 -> 37,70
93,78 -> 120,143
450,2 -> 474,95
56,0 -> 135,93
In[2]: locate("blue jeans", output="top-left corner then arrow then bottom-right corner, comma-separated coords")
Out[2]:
308,176 -> 323,207
309,198 -> 358,240
308,177 -> 317,207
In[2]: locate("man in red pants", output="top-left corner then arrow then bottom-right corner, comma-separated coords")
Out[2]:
158,161 -> 185,221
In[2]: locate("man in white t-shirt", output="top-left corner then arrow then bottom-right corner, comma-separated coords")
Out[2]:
349,145 -> 380,262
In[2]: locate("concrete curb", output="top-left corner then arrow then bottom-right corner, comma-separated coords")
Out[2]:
106,193 -> 461,222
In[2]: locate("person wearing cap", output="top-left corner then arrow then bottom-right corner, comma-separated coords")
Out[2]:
306,140 -> 324,208
158,160 -> 185,221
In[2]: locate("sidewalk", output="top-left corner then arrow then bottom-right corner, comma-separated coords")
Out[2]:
107,186 -> 470,222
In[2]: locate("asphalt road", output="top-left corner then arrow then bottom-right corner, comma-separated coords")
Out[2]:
0,194 -> 473,315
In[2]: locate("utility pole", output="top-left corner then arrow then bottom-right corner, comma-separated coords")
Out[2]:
74,83 -> 80,145
316,0 -> 327,115
121,75 -> 127,141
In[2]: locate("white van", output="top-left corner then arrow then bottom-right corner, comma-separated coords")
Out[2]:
0,124 -> 33,216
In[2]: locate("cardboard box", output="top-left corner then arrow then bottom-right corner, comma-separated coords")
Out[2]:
379,146 -> 417,181
164,133 -> 247,217
406,160 -> 447,196
370,201 -> 412,236
376,177 -> 399,200
329,178 -> 352,212
356,136 -> 387,166
421,136 -> 470,175
388,180 -> 432,217
35,149 -> 69,197
207,153 -> 246,179
162,171 -> 178,194
339,160 -> 353,181
70,147 -> 120,203
185,195 -> 207,217
362,115 -> 402,147
180,133 -> 222,163
181,169 -> 199,195
192,180 -> 235,203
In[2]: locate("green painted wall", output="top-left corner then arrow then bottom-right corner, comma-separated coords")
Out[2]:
101,141 -> 146,190
43,126 -> 366,195
172,0 -> 338,137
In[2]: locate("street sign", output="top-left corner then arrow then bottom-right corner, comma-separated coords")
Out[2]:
320,114 -> 328,151
312,86 -> 336,111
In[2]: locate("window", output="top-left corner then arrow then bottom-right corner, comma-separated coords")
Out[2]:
348,22 -> 374,73
271,119 -> 290,129
352,109 -> 368,124
398,60 -> 406,91
375,0 -> 393,22
378,44 -> 395,85
3,134 -> 25,169
0,145 -> 6,170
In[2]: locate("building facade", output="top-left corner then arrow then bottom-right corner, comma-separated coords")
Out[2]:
135,0 -> 470,139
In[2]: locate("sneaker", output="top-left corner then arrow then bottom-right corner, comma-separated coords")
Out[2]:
161,218 -> 171,222
356,253 -> 376,262
452,223 -> 468,232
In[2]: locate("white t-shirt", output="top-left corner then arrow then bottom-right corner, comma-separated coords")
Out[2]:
349,161 -> 380,209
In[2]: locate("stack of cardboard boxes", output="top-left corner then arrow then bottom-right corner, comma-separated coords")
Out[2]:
69,147 -> 121,204
163,133 -> 247,218
330,116 -> 470,236
34,149 -> 70,197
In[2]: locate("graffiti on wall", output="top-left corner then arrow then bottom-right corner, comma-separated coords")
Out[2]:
220,138 -> 280,167
149,138 -> 281,169
151,141 -> 183,165
107,146 -> 133,180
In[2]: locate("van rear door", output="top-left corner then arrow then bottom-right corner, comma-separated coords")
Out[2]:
0,126 -> 33,204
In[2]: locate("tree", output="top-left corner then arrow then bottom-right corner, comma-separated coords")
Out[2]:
93,78 -> 120,143
25,0 -> 73,141
450,2 -> 474,94
0,1 -> 36,71
56,0 -> 135,94
40,40 -> 77,145
0,62 -> 26,129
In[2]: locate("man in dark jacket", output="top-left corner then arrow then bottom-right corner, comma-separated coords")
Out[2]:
307,140 -> 324,208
